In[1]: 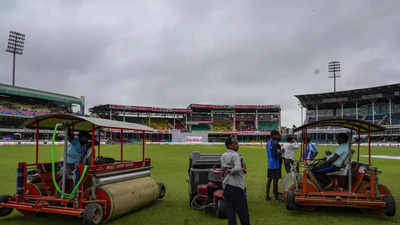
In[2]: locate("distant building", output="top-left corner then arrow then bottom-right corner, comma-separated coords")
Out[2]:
296,83 -> 400,143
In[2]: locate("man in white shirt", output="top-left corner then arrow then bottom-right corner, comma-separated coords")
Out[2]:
282,136 -> 299,173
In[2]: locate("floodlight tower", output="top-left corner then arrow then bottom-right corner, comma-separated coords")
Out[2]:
328,61 -> 341,93
6,30 -> 25,86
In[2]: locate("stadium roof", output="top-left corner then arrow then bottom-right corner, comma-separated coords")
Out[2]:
90,104 -> 281,114
189,104 -> 281,110
293,118 -> 386,134
91,104 -> 192,113
0,83 -> 83,105
296,83 -> 400,109
22,113 -> 155,132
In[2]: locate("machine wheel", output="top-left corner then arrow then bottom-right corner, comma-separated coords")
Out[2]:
384,195 -> 396,217
158,182 -> 166,199
285,183 -> 316,211
189,193 -> 195,207
286,191 -> 297,211
17,184 -> 44,216
358,183 -> 392,215
216,199 -> 226,218
0,195 -> 13,217
83,203 -> 104,225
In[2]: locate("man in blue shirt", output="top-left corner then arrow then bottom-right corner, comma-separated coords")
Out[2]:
303,136 -> 318,164
266,130 -> 282,200
67,131 -> 90,164
66,131 -> 91,183
312,133 -> 350,188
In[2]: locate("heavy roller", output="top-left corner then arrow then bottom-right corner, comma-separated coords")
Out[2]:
0,114 -> 166,225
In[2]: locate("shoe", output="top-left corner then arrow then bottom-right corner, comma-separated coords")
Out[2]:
265,196 -> 271,200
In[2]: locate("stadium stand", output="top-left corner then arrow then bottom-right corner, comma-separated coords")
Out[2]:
149,118 -> 169,130
296,83 -> 400,142
0,83 -> 83,141
212,120 -> 233,132
236,121 -> 255,131
191,113 -> 212,122
168,119 -> 185,130
258,121 -> 279,131
90,104 -> 281,142
191,124 -> 211,131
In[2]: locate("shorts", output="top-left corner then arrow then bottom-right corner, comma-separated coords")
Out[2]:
267,168 -> 281,179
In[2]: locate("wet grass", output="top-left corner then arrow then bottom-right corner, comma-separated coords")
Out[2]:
0,144 -> 399,225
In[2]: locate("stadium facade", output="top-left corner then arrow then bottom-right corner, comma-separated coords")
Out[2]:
89,104 -> 281,143
296,83 -> 400,143
0,83 -> 84,140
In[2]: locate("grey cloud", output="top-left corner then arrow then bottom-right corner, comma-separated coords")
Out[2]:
0,0 -> 399,127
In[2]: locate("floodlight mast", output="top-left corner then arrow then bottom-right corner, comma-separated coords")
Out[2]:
328,61 -> 341,93
6,31 -> 25,86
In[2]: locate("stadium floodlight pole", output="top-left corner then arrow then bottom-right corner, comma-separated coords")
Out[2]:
328,61 -> 341,93
6,30 -> 25,86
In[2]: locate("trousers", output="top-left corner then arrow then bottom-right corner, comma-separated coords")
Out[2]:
223,184 -> 250,225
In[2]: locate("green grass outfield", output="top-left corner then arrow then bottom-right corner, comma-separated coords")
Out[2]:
0,144 -> 399,225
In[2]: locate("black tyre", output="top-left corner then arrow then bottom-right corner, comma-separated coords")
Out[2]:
216,199 -> 226,218
83,203 -> 104,225
158,182 -> 166,199
188,181 -> 195,207
0,195 -> 13,217
384,195 -> 396,216
286,191 -> 297,211
189,193 -> 195,207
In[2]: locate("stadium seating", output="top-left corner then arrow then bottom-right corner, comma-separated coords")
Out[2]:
175,120 -> 185,129
212,120 -> 233,132
167,119 -> 185,130
145,118 -> 169,130
258,121 -> 279,131
191,124 -> 211,131
305,117 -> 315,123
0,98 -> 66,117
125,117 -> 146,124
236,121 -> 256,131
236,114 -> 256,121
258,114 -> 274,121
191,114 -> 212,122
391,113 -> 400,124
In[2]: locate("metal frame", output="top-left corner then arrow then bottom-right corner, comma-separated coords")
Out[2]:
0,114 -> 153,219
291,119 -> 391,211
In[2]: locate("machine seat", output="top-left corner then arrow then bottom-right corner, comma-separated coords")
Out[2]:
326,150 -> 355,176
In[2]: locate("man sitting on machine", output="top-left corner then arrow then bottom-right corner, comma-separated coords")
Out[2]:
65,130 -> 91,184
311,133 -> 350,189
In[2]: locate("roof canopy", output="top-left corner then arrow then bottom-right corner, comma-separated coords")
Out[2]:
295,83 -> 400,109
189,104 -> 280,110
0,83 -> 82,105
293,119 -> 386,134
21,113 -> 155,132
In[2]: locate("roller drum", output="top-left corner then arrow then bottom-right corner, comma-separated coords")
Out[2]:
99,176 -> 161,221
97,170 -> 151,186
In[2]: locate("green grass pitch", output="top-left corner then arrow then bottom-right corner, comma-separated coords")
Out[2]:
0,144 -> 399,225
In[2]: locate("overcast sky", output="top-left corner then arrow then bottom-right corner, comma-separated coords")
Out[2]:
1,0 -> 399,127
